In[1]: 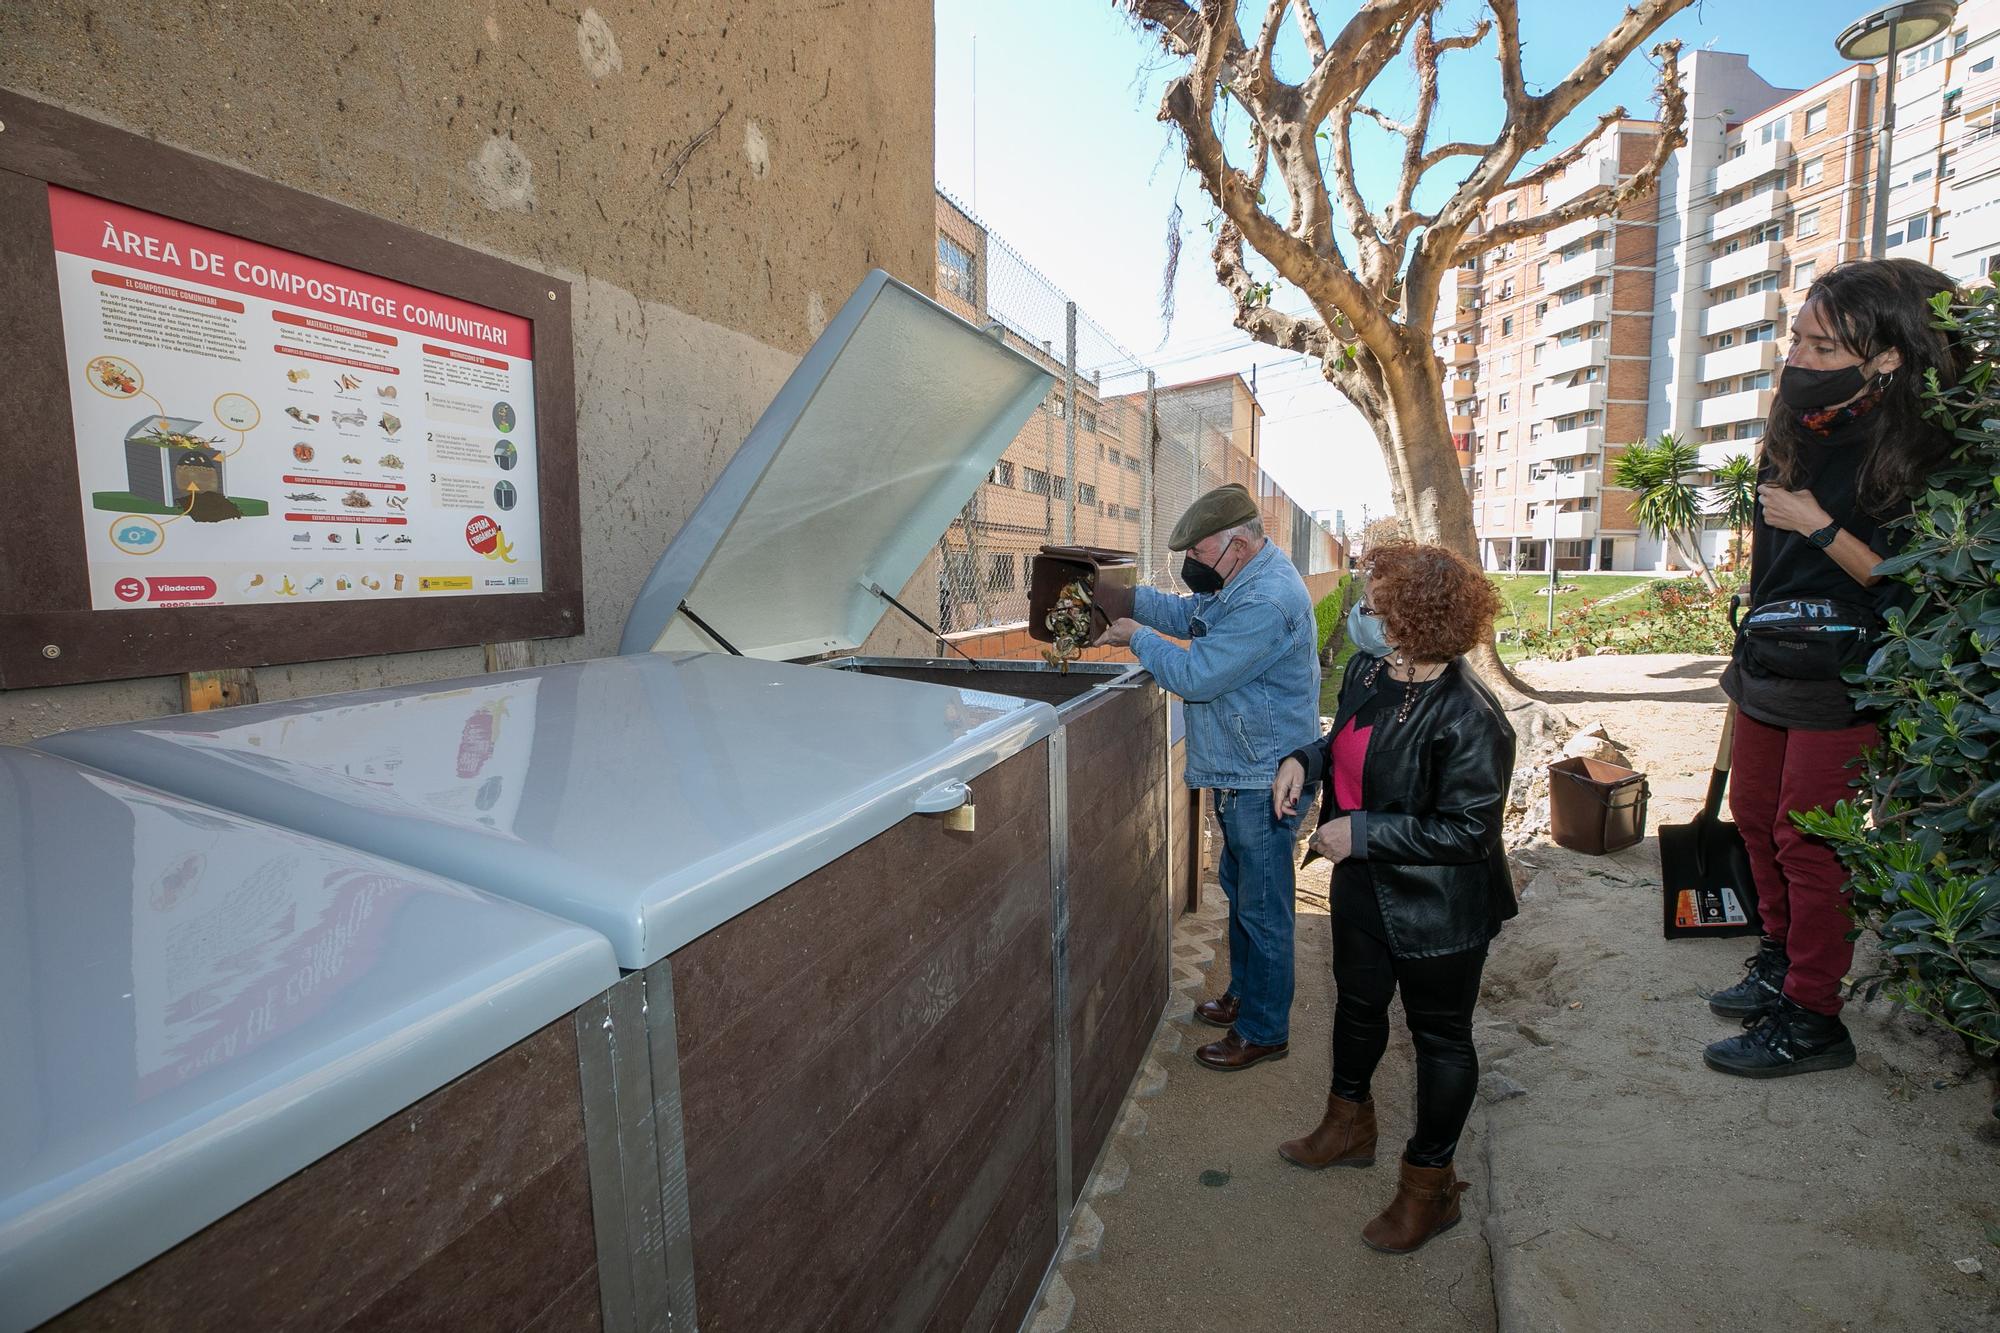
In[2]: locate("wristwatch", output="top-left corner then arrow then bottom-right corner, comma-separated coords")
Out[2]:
1806,521 -> 1840,549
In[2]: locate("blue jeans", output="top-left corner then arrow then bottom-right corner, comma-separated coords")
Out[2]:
1214,784 -> 1313,1046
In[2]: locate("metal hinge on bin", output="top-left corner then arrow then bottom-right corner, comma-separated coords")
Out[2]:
915,780 -> 976,832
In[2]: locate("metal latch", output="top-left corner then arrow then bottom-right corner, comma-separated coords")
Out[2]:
915,780 -> 976,832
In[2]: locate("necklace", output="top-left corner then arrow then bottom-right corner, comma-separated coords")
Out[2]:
1362,654 -> 1448,722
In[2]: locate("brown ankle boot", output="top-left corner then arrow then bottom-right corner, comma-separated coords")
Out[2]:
1277,1093 -> 1377,1169
1361,1158 -> 1469,1254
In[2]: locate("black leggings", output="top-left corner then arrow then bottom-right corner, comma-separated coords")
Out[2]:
1330,912 -> 1487,1168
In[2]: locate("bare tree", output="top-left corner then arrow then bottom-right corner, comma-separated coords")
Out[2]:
1122,0 -> 1694,695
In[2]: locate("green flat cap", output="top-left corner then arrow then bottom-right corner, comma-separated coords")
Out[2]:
1169,483 -> 1260,550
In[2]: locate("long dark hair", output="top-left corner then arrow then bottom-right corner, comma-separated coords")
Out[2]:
1763,258 -> 1962,514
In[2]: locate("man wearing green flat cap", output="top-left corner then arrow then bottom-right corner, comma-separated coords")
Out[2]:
1097,482 -> 1322,1071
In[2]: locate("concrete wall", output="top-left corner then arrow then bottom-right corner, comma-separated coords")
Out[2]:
0,0 -> 936,743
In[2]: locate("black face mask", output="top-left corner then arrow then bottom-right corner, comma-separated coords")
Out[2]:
1180,554 -> 1226,594
1778,362 -> 1870,412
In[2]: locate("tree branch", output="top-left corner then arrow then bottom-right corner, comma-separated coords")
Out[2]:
1300,0 -> 1428,129
1213,222 -> 1339,358
1294,0 -> 1328,63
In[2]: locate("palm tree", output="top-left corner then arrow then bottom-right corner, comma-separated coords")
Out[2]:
1709,454 -> 1759,574
1613,432 -> 1719,590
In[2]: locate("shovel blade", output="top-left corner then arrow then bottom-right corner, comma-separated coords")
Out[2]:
1658,812 -> 1762,939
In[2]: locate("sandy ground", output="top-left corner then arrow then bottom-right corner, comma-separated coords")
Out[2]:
1042,654 -> 1998,1333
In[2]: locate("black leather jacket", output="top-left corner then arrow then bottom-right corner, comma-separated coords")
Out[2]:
1287,655 -> 1518,958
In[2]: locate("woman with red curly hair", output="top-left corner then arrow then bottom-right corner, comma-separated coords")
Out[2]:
1269,542 -> 1516,1255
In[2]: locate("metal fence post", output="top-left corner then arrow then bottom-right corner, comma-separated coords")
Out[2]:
1064,301 -> 1078,545
1141,371 -> 1157,583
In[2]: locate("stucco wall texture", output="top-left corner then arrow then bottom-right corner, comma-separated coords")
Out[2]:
0,0 -> 938,742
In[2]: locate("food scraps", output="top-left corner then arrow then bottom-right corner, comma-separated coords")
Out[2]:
340,490 -> 373,509
378,453 -> 403,469
1040,580 -> 1095,673
91,358 -> 139,395
376,385 -> 398,400
377,412 -> 402,434
341,453 -> 363,464
285,407 -> 320,425
292,443 -> 315,463
286,368 -> 311,384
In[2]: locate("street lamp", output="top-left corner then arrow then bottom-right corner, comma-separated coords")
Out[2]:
1836,0 -> 1960,258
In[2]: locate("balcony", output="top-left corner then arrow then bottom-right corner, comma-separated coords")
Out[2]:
1546,246 -> 1613,293
1710,186 -> 1789,241
1540,293 -> 1611,339
1529,423 -> 1605,463
1531,507 -> 1600,541
1447,341 -> 1479,367
1447,375 -> 1478,401
1697,339 -> 1778,384
1536,380 -> 1607,421
1538,336 -> 1607,381
1529,470 -> 1602,502
1700,288 -> 1781,337
1545,156 -> 1618,207
1714,137 -> 1792,196
1450,412 -> 1477,435
1706,240 -> 1783,290
1698,439 -> 1760,471
1548,214 -> 1613,250
1696,386 -> 1774,429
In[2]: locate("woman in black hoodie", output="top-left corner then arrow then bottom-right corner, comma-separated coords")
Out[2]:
1706,258 -> 1961,1079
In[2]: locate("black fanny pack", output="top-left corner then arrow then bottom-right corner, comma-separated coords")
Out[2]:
1732,597 -> 1878,681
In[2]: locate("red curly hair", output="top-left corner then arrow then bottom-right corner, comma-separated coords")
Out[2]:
1363,542 -> 1501,663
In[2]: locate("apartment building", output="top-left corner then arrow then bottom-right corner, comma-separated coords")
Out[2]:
1441,119 -> 1668,572
1879,0 -> 2000,281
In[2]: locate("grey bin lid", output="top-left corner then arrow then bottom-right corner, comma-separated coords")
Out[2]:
0,746 -> 618,1331
619,269 -> 1055,659
34,652 -> 1060,971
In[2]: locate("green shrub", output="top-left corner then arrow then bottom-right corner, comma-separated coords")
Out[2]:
1790,287 -> 2000,1060
1313,575 -> 1355,653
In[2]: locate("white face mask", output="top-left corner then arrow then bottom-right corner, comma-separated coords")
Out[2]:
1347,600 -> 1392,658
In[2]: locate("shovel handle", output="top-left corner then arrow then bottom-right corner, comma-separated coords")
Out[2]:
1715,702 -> 1738,773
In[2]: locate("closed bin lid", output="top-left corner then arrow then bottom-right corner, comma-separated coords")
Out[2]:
34,652 -> 1060,971
0,746 -> 619,1331
618,269 -> 1055,659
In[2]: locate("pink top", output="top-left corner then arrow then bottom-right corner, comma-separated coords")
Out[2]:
1331,715 -> 1372,812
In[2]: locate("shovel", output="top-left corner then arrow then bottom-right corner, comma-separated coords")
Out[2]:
1658,702 -> 1763,940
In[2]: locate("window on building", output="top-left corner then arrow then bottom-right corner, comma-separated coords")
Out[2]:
1124,505 -> 1141,521
1793,259 -> 1817,288
1529,423 -> 1544,440
1079,409 -> 1099,433
1727,143 -> 1746,161
1945,89 -> 1963,119
1531,383 -> 1542,404
1502,315 -> 1515,336
939,234 -> 977,300
1804,103 -> 1828,136
1716,331 -> 1736,349
1742,372 -> 1772,391
991,459 -> 1015,487
1498,393 -> 1511,411
1537,260 -> 1550,286
1052,476 -> 1069,500
1941,150 -> 1958,179
1801,156 -> 1824,187
1746,323 -> 1776,344
1125,455 -> 1140,473
1024,467 -> 1050,495
1535,301 -> 1549,318
1506,199 -> 1518,220
1797,207 -> 1820,238
1733,420 -> 1765,441
1532,343 -> 1545,364
1495,468 -> 1509,487
1747,273 -> 1780,294
1500,280 -> 1515,298
1078,483 -> 1096,506
986,553 -> 1015,591
1715,285 -> 1738,303
1902,35 -> 1949,75
1974,57 -> 1994,74
1497,431 -> 1510,452
1751,222 -> 1783,245
1108,448 -> 1121,466
1905,213 -> 1930,242
1758,119 -> 1783,145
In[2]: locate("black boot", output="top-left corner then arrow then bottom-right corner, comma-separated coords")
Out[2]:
1703,996 -> 1856,1079
1707,937 -> 1788,1020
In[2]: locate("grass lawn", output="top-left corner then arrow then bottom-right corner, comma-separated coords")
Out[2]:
1317,572 -> 1664,708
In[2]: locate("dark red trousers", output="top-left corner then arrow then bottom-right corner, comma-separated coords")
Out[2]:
1727,711 -> 1879,1015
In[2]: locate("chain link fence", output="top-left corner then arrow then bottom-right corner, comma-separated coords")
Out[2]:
932,190 -> 1344,637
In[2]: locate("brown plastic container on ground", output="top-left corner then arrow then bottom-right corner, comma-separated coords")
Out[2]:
1028,545 -> 1138,643
1547,755 -> 1650,855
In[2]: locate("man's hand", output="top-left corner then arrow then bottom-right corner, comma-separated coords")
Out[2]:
1757,484 -> 1833,537
1310,816 -> 1354,864
1272,757 -> 1306,820
1095,617 -> 1140,648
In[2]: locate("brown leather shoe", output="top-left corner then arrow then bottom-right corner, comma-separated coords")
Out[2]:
1361,1158 -> 1470,1255
1278,1093 -> 1377,1170
1192,994 -> 1239,1029
1194,1030 -> 1288,1071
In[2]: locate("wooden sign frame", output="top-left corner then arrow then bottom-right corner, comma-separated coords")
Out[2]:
0,90 -> 584,689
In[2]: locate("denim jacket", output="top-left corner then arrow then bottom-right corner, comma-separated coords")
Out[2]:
1129,541 -> 1322,790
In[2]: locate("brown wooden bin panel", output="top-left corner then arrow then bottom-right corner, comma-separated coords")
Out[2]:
1061,685 -> 1171,1202
669,744 -> 1058,1333
43,1019 -> 598,1332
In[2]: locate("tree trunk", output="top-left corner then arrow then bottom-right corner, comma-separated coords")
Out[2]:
1674,527 -> 1721,592
1370,345 -> 1533,706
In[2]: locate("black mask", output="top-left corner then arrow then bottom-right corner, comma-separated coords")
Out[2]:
1180,553 -> 1226,594
1778,362 -> 1869,412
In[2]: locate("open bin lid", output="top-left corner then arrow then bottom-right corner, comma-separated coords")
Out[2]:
34,652 -> 1060,971
0,746 -> 618,1331
619,270 -> 1055,660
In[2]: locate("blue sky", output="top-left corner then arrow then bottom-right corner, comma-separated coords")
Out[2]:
934,0 -> 1870,523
